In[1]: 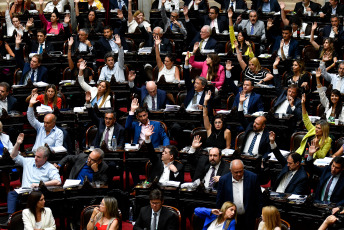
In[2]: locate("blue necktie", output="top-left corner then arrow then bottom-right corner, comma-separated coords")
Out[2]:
170,23 -> 173,30
30,69 -> 36,82
250,25 -> 254,35
0,140 -> 4,155
39,44 -> 43,54
248,133 -> 259,155
118,0 -> 122,9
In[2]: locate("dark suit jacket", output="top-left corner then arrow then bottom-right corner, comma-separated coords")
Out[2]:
273,89 -> 302,120
184,0 -> 208,10
133,206 -> 178,230
238,110 -> 271,157
125,116 -> 170,148
131,85 -> 168,110
323,25 -> 344,40
271,147 -> 309,195
109,0 -> 128,9
255,0 -> 280,12
232,91 -> 264,114
58,153 -> 109,183
294,1 -> 321,14
198,12 -> 228,33
7,95 -> 17,112
15,49 -> 48,85
216,170 -> 262,229
215,0 -> 248,10
271,36 -> 300,59
306,160 -> 344,205
72,35 -> 96,55
146,140 -> 184,182
87,107 -> 125,148
321,2 -> 344,17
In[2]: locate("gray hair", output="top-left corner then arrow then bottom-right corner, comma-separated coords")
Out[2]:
229,159 -> 244,169
36,146 -> 49,158
93,148 -> 104,161
171,9 -> 179,15
202,25 -> 211,35
338,61 -> 344,68
79,28 -> 89,35
154,26 -> 164,35
195,76 -> 207,86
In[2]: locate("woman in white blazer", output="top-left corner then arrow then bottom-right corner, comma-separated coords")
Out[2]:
22,191 -> 56,230
78,60 -> 112,108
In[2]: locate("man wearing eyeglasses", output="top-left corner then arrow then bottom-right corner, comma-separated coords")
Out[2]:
160,0 -> 187,37
134,189 -> 178,230
54,148 -> 108,184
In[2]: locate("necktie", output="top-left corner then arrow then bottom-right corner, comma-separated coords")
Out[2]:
170,23 -> 173,30
0,140 -> 3,155
192,92 -> 198,104
30,69 -> 36,82
230,1 -> 234,7
39,44 -> 43,54
208,166 -> 216,188
152,96 -> 156,111
248,132 -> 259,155
250,25 -> 254,35
104,127 -> 110,146
152,212 -> 157,230
323,176 -> 334,201
118,0 -> 122,9
243,94 -> 248,114
199,40 -> 204,51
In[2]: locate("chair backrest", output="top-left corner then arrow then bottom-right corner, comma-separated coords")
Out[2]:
191,127 -> 207,148
163,205 -> 181,230
176,91 -> 187,106
290,131 -> 307,152
226,93 -> 235,110
8,210 -> 23,230
235,132 -> 245,150
334,137 -> 344,154
316,103 -> 325,117
125,37 -> 136,52
191,212 -> 205,230
86,125 -> 98,148
13,68 -> 22,85
62,67 -> 72,80
302,45 -> 319,60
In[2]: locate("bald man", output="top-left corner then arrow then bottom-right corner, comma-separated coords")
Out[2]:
216,159 -> 262,230
27,94 -> 64,152
128,72 -> 168,111
237,91 -> 270,157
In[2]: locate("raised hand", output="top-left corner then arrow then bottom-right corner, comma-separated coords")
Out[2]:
236,14 -> 242,24
114,34 -> 121,46
79,60 -> 87,70
316,67 -> 321,78
226,60 -> 233,71
26,18 -> 34,28
273,56 -> 281,68
267,18 -> 274,29
308,138 -> 319,156
279,2 -> 285,9
195,0 -> 202,5
269,131 -> 276,143
193,42 -> 199,53
185,51 -> 190,62
29,93 -> 39,105
312,22 -> 317,31
211,209 -> 223,216
145,125 -> 154,139
15,34 -> 22,45
239,91 -> 247,104
301,93 -> 306,104
68,36 -> 74,46
39,0 -> 44,5
130,98 -> 139,112
128,70 -> 136,82
85,91 -> 91,102
204,90 -> 211,102
227,9 -> 233,18
154,35 -> 161,46
16,133 -> 24,145
161,0 -> 166,5
117,9 -> 123,19
31,88 -> 38,96
74,0 -> 79,2
191,135 -> 202,149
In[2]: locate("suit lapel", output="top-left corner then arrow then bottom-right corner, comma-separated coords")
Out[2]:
247,92 -> 255,113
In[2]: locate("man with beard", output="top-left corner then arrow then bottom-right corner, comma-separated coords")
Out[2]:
0,82 -> 17,114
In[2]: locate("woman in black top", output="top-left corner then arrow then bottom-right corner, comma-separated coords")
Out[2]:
75,1 -> 103,34
203,91 -> 231,149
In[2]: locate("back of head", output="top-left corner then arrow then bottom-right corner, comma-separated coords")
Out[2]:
262,206 -> 281,230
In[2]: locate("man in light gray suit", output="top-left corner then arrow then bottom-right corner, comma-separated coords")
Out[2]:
161,0 -> 187,37
234,10 -> 266,41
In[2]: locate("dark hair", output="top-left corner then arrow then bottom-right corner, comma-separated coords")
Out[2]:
165,54 -> 175,63
136,106 -> 149,114
331,15 -> 339,20
282,26 -> 292,33
333,156 -> 344,168
103,25 -> 113,31
32,54 -> 42,64
0,82 -> 10,92
288,84 -> 300,95
212,114 -> 226,132
288,15 -> 302,28
195,76 -> 207,87
289,153 -> 302,164
329,89 -> 343,119
44,84 -> 58,106
149,189 -> 163,201
104,52 -> 115,62
237,29 -> 249,52
37,29 -> 47,36
27,191 -> 45,221
88,9 -> 98,21
243,78 -> 255,86
209,6 -> 220,14
206,54 -> 221,81
52,7 -> 60,20
164,145 -> 178,159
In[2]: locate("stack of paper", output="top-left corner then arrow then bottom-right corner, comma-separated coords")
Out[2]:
63,179 -> 81,189
34,82 -> 49,87
268,150 -> 290,161
160,181 -> 180,187
36,105 -> 52,113
217,110 -> 231,114
125,143 -> 140,150
164,105 -> 180,112
73,107 -> 86,113
138,47 -> 152,54
314,157 -> 333,166
51,146 -> 67,153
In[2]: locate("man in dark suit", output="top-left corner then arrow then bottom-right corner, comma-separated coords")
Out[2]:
55,148 -> 108,184
86,104 -> 125,149
23,29 -> 55,54
144,125 -> 184,183
125,99 -> 170,148
71,28 -> 96,55
322,16 -> 344,40
134,189 -> 178,230
197,6 -> 228,33
306,145 -> 344,205
232,79 -> 264,115
320,0 -> 344,18
255,0 -> 280,12
128,72 -> 168,111
14,35 -> 48,85
188,136 -> 230,189
0,82 -> 17,113
294,0 -> 321,15
269,131 -> 309,195
184,0 -> 208,11
109,0 -> 128,9
268,25 -> 300,60
216,159 -> 262,230
215,0 -> 248,11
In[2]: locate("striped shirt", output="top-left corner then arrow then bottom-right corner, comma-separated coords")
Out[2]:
243,66 -> 267,84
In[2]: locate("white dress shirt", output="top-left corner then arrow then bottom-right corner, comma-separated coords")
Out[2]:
43,0 -> 67,13
278,41 -> 290,59
276,170 -> 297,193
150,208 -> 162,230
0,98 -> 8,115
320,61 -> 344,93
36,42 -> 45,54
210,18 -> 220,34
24,69 -> 38,84
158,0 -> 179,12
228,1 -> 236,11
144,94 -> 158,111
204,163 -> 220,188
139,119 -> 151,144
199,38 -> 209,51
275,99 -> 295,114
243,130 -> 264,156
159,161 -> 179,183
232,175 -> 245,214
108,36 -> 119,53
186,91 -> 203,110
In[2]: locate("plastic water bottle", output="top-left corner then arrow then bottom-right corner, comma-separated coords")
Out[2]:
111,136 -> 117,151
129,206 -> 133,223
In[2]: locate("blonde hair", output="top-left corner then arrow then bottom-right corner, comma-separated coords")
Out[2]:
315,120 -> 330,147
249,57 -> 261,72
133,10 -> 145,19
98,81 -> 111,108
216,202 -> 237,229
262,206 -> 281,230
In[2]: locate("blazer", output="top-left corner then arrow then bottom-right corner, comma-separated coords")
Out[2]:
131,85 -> 168,110
23,207 -> 56,230
294,1 -> 321,14
199,12 -> 228,33
39,13 -> 65,34
189,55 -> 225,89
87,107 -> 125,148
78,75 -> 111,108
306,159 -> 344,205
194,207 -> 236,230
235,20 -> 266,41
109,0 -> 128,9
215,0 -> 248,10
216,170 -> 262,228
161,4 -> 187,37
321,2 -> 344,17
72,35 -> 96,55
255,0 -> 280,12
271,36 -> 300,59
125,115 -> 170,148
192,155 -> 230,189
271,147 -> 309,195
58,153 -> 109,183
184,0 -> 208,10
15,49 -> 48,85
23,31 -> 55,53
238,110 -> 271,157
322,25 -> 344,39
273,89 -> 302,120
133,206 -> 178,230
146,140 -> 184,182
232,91 -> 264,114
7,95 -> 17,113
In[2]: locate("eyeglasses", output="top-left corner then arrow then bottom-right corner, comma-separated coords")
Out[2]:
150,201 -> 162,206
170,15 -> 178,18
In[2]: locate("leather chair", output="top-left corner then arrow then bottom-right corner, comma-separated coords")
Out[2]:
191,127 -> 207,148
316,104 -> 325,117
125,38 -> 136,52
290,131 -> 307,152
176,91 -> 187,106
235,131 -> 245,151
191,212 -> 205,230
226,93 -> 235,110
334,137 -> 344,154
8,210 -> 23,230
13,68 -> 22,85
302,45 -> 319,61
80,205 -> 122,230
85,125 -> 98,148
163,205 -> 181,230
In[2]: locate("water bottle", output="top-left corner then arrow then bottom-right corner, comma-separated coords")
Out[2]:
111,136 -> 117,151
129,206 -> 133,222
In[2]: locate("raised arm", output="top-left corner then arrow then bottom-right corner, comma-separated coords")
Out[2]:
5,42 -> 15,57
203,90 -> 212,134
160,0 -> 168,25
128,0 -> 133,23
301,93 -> 307,115
280,2 -> 289,26
78,60 -> 92,92
310,22 -> 320,50
114,34 -> 124,69
154,35 -> 164,70
74,0 -> 80,17
235,40 -> 247,70
316,68 -> 330,109
67,37 -> 74,70
10,133 -> 24,159
39,0 -> 44,15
